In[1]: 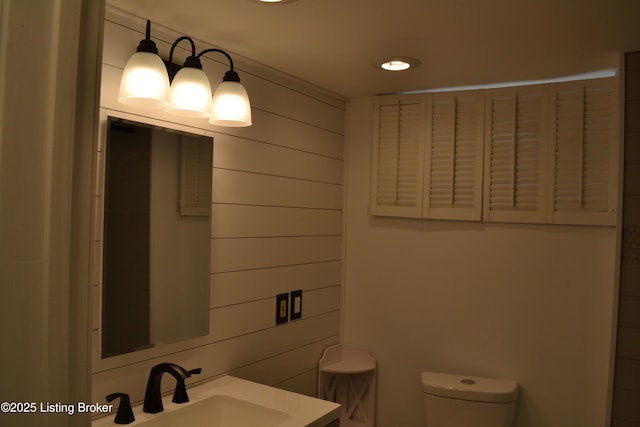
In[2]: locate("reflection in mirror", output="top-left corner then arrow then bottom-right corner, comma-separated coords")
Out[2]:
102,116 -> 212,358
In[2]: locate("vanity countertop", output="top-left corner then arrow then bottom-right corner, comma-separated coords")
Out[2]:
93,375 -> 341,427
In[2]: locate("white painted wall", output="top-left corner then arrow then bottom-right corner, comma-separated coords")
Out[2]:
343,97 -> 620,427
0,1 -> 104,426
91,8 -> 345,407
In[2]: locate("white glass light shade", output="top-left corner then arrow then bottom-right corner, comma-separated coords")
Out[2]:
209,81 -> 252,127
118,52 -> 171,108
165,67 -> 213,118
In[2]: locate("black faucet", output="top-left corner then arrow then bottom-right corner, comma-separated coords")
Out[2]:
142,362 -> 202,413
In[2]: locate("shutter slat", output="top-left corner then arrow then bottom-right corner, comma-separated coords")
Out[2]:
553,79 -> 614,215
484,85 -> 545,220
372,95 -> 425,217
427,91 -> 484,216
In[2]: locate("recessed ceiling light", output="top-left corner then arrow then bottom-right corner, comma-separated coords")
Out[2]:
380,57 -> 421,71
258,0 -> 299,3
382,60 -> 410,71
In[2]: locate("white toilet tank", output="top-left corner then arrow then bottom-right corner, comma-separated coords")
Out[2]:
422,372 -> 518,427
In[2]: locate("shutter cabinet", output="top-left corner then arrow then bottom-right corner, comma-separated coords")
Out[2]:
371,94 -> 426,218
483,85 -> 548,223
424,90 -> 485,220
550,78 -> 619,225
369,77 -> 619,226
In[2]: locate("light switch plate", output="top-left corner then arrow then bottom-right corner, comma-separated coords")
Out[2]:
276,293 -> 289,325
290,290 -> 302,320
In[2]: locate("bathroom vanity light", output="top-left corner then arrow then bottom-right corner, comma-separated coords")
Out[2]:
119,20 -> 252,127
118,21 -> 171,109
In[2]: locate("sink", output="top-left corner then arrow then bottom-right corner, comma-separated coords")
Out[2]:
93,375 -> 340,427
163,395 -> 289,427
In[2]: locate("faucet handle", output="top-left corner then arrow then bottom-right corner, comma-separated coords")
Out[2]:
172,367 -> 202,404
106,392 -> 135,425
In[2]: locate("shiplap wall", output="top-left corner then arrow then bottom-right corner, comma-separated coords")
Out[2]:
91,7 -> 344,407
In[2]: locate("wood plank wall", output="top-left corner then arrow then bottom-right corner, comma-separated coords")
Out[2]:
91,8 -> 345,407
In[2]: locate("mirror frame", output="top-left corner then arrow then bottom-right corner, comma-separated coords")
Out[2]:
91,108 -> 215,372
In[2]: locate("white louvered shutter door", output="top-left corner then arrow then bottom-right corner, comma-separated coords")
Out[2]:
371,94 -> 426,218
483,85 -> 548,223
424,90 -> 484,220
550,77 -> 619,225
180,134 -> 213,216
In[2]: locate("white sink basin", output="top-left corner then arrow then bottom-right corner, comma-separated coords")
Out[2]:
93,375 -> 340,427
165,395 -> 289,427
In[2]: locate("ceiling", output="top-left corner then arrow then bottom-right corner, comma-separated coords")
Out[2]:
107,0 -> 640,98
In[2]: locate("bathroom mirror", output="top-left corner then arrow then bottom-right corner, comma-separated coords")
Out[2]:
101,115 -> 212,358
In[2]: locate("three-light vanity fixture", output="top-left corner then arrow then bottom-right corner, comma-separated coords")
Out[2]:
119,20 -> 252,127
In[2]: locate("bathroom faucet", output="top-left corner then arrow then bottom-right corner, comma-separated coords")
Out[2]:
143,362 -> 202,413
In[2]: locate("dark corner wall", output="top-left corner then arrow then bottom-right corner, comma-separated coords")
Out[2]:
612,51 -> 640,426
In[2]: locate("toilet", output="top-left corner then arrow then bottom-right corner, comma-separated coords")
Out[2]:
421,371 -> 518,427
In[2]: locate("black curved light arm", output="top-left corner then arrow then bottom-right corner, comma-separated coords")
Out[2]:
198,48 -> 241,83
169,36 -> 202,69
163,36 -> 202,82
138,21 -> 242,84
198,48 -> 234,71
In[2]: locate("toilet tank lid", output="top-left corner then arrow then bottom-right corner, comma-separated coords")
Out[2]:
421,372 -> 518,403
